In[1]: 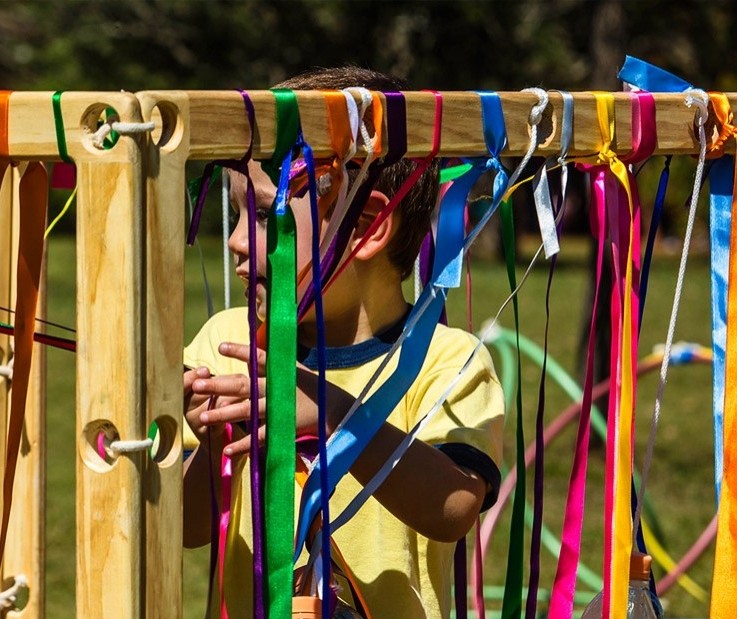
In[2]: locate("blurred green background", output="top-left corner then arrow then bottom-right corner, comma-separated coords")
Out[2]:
3,1 -> 727,617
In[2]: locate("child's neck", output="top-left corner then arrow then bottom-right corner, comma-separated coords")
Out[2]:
298,286 -> 409,349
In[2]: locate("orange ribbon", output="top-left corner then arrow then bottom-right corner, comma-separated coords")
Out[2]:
0,158 -> 48,562
710,92 -> 737,618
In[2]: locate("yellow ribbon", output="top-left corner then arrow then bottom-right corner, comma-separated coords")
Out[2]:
575,92 -> 635,618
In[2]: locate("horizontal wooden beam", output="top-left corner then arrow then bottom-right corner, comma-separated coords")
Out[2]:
5,90 -> 735,161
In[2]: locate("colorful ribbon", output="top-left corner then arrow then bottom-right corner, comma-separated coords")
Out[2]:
0,120 -> 48,568
265,148 -> 298,619
263,90 -> 301,619
294,92 -> 464,561
709,91 -> 737,619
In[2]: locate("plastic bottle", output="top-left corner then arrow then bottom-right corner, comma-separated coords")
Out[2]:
293,595 -> 322,619
580,552 -> 664,618
292,596 -> 365,618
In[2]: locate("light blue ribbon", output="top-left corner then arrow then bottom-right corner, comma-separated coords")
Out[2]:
618,56 -> 727,504
709,156 -> 732,504
618,55 -> 692,92
294,91 -> 510,559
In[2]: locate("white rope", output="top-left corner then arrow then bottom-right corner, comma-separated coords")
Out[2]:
318,87 -> 375,259
109,438 -> 154,454
91,119 -> 156,149
632,88 -> 709,543
0,354 -> 13,382
222,171 -> 231,309
0,574 -> 28,610
506,87 -> 549,188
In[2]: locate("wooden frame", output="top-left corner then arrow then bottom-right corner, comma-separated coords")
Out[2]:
0,89 -> 730,618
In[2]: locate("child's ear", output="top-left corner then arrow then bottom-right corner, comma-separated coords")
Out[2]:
351,190 -> 393,260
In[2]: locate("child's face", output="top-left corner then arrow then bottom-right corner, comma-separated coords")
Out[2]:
228,161 -> 315,322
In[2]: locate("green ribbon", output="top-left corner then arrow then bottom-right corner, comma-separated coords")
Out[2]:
102,107 -> 119,150
262,89 -> 300,186
439,162 -> 473,184
265,202 -> 297,619
51,91 -> 72,163
264,91 -> 300,619
500,197 -> 526,619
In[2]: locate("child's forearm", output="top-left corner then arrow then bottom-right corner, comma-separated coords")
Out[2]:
350,423 -> 486,542
183,438 -> 224,548
296,368 -> 486,542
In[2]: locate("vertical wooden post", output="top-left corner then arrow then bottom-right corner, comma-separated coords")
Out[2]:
136,91 -> 189,619
0,166 -> 11,582
72,94 -> 146,619
0,164 -> 46,619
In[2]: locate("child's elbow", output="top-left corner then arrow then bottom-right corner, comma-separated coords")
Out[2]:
429,486 -> 487,543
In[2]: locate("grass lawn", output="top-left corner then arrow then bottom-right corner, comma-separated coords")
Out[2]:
38,232 -> 714,618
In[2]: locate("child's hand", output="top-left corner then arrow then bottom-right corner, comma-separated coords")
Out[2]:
183,366 -> 217,439
190,342 -> 266,456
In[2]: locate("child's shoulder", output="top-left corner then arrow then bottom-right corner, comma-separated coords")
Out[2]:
430,322 -> 483,352
426,322 -> 494,371
184,306 -> 250,373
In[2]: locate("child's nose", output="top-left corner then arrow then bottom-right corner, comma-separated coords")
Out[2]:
228,218 -> 250,257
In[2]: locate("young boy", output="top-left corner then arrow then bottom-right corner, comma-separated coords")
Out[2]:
182,67 -> 504,618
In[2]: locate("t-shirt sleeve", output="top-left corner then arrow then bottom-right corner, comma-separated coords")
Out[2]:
183,306 -> 251,375
407,327 -> 505,511
182,307 -> 251,450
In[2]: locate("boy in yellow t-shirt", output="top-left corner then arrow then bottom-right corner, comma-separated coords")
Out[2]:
182,67 -> 504,619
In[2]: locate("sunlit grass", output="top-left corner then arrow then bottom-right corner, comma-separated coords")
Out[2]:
41,232 -> 714,618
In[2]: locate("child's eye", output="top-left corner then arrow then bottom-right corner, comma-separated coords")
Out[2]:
228,209 -> 239,228
255,208 -> 270,223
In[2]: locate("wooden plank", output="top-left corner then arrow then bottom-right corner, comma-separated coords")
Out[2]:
6,90 -> 736,161
184,90 -> 731,159
136,90 -> 188,619
74,92 -> 146,619
3,165 -> 47,619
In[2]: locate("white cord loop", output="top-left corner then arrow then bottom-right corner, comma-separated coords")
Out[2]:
109,438 -> 154,454
522,87 -> 549,126
0,574 -> 28,610
0,354 -> 13,382
685,89 -> 709,127
91,118 -> 156,149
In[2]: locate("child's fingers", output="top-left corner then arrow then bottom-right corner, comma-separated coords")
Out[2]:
192,373 -> 266,399
223,425 -> 266,457
218,342 -> 267,372
199,397 -> 266,427
183,366 -> 211,394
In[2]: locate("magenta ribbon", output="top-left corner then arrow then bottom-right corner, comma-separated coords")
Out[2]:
547,92 -> 654,617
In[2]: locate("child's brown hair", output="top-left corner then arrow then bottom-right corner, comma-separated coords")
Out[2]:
275,66 -> 439,280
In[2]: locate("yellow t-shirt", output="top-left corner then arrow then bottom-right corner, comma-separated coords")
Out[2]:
184,306 -> 504,618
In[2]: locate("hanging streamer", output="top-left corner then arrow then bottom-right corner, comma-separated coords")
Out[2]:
0,89 -> 49,563
262,88 -> 301,619
265,148 -> 298,619
708,91 -> 737,619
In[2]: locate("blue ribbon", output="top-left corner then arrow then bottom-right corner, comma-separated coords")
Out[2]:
709,156 -> 732,505
619,56 -> 726,505
618,55 -> 693,92
294,91 -> 510,559
639,157 -> 671,325
298,131 -> 333,617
